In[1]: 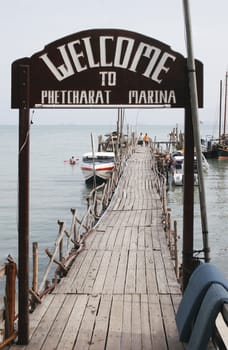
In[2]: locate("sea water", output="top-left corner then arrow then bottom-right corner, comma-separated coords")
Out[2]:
0,123 -> 227,288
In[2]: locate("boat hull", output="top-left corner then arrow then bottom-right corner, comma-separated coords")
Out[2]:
81,164 -> 115,183
217,148 -> 228,160
81,151 -> 116,184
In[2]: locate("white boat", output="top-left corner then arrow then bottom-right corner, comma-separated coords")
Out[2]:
169,153 -> 186,186
169,151 -> 208,186
81,151 -> 115,184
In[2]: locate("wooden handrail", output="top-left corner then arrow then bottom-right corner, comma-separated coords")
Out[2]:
0,261 -> 17,348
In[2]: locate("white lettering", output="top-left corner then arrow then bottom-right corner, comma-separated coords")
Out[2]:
99,71 -> 116,86
39,35 -> 177,84
68,40 -> 87,72
114,37 -> 135,68
40,46 -> 74,81
100,36 -> 114,66
151,52 -> 176,83
142,47 -> 161,78
40,90 -> 111,105
82,37 -> 99,68
128,90 -> 176,104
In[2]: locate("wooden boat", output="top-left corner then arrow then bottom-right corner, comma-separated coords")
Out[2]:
81,151 -> 115,184
201,136 -> 218,159
210,72 -> 228,160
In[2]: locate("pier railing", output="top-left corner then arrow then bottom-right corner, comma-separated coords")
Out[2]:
0,259 -> 17,349
32,143 -> 135,305
153,151 -> 179,279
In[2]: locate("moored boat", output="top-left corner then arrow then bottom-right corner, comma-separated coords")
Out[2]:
81,151 -> 115,184
169,151 -> 208,186
211,72 -> 228,160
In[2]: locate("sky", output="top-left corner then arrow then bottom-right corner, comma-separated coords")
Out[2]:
1,0 -> 228,127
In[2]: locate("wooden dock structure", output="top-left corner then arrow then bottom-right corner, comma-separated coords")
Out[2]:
10,146 -> 183,350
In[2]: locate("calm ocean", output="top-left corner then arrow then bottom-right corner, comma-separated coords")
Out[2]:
0,123 -> 227,285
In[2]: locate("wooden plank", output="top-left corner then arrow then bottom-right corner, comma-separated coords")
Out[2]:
54,249 -> 87,294
92,251 -> 112,294
132,209 -> 142,227
106,227 -> 119,250
82,250 -> 104,294
106,294 -> 123,349
139,210 -> 147,226
153,250 -> 169,294
165,267 -> 181,295
141,294 -> 153,349
121,294 -> 132,350
131,294 -> 142,350
102,251 -> 120,294
144,226 -> 153,249
84,228 -> 98,248
18,294 -> 66,350
41,295 -> 76,350
151,225 -> 161,251
121,227 -> 132,249
148,294 -> 168,350
89,295 -> 112,350
89,231 -> 103,250
56,294 -> 88,350
70,249 -> 96,293
28,295 -> 54,335
136,251 -> 147,294
125,250 -> 136,293
9,295 -> 55,350
73,294 -> 100,350
145,208 -> 153,225
113,249 -> 128,294
97,227 -> 111,250
160,294 -> 184,350
120,210 -> 132,226
129,226 -> 138,250
138,227 -> 145,250
113,227 -> 125,250
145,249 -> 158,294
171,294 -> 182,314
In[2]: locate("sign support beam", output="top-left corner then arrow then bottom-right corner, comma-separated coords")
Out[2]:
18,65 -> 30,345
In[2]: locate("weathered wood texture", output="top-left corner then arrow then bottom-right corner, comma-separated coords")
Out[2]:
10,147 -> 183,350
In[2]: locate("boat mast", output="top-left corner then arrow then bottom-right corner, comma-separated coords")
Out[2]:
219,80 -> 222,141
90,133 -> 97,188
223,72 -> 228,137
182,0 -> 210,263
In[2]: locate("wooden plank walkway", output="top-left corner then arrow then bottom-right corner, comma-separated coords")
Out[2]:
11,146 -> 184,350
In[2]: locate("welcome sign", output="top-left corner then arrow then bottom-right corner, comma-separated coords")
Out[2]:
11,28 -> 203,108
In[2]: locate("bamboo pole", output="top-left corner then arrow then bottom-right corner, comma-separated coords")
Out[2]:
183,0 -> 210,263
38,222 -> 65,293
174,220 -> 179,279
5,261 -> 16,338
32,242 -> 38,293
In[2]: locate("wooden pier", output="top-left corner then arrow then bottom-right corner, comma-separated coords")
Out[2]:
10,146 -> 183,350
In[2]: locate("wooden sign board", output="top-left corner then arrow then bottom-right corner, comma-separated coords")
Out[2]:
11,28 -> 203,108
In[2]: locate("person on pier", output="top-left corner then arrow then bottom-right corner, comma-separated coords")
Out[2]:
137,132 -> 144,146
143,133 -> 149,146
